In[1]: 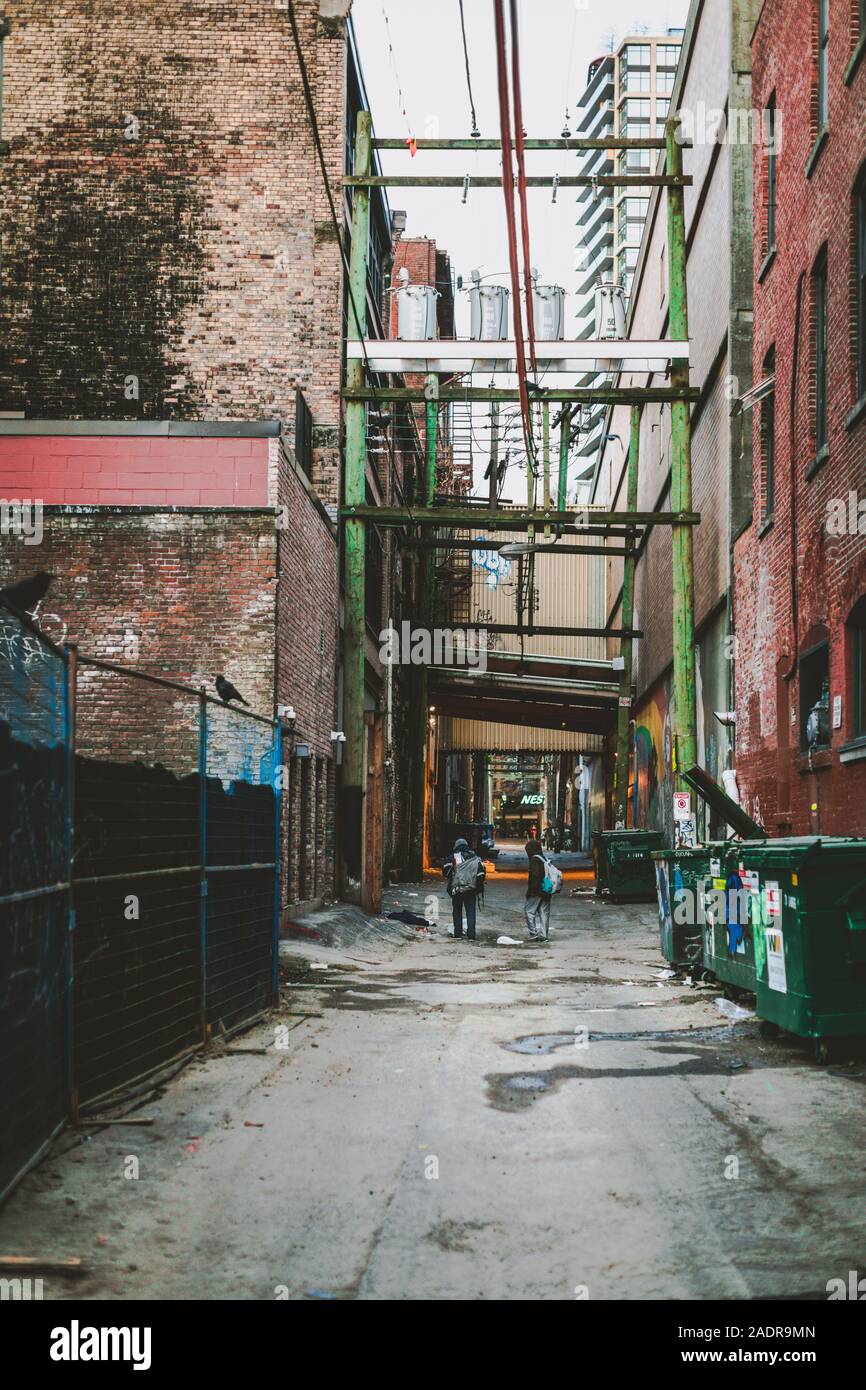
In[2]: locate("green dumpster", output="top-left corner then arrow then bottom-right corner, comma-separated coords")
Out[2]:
593,830 -> 664,902
738,836 -> 866,1061
653,845 -> 720,972
700,846 -> 758,995
674,766 -> 766,988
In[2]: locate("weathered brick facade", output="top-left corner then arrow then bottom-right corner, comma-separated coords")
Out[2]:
732,0 -> 866,834
0,0 -> 346,502
0,0 -> 356,905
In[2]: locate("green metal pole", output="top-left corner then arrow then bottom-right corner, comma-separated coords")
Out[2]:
666,119 -> 698,790
342,109 -> 372,899
408,376 -> 439,877
557,405 -> 571,511
613,406 -> 640,827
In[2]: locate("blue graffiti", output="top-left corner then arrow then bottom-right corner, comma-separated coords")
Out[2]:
471,537 -> 513,590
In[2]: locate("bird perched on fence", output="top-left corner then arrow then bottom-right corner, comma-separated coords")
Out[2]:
215,674 -> 249,706
0,571 -> 53,614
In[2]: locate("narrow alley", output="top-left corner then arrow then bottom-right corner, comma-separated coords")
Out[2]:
1,0 -> 865,1354
2,852 -> 863,1303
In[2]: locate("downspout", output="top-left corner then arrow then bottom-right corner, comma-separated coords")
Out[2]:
782,272 -> 806,683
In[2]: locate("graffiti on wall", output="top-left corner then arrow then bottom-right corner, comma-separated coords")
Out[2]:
632,676 -> 675,844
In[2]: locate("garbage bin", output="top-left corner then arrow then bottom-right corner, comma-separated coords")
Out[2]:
737,836 -> 866,1061
653,845 -> 720,972
700,845 -> 758,995
593,829 -> 664,902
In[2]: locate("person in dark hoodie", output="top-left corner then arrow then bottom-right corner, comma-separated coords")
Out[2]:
444,836 -> 485,940
524,837 -> 552,941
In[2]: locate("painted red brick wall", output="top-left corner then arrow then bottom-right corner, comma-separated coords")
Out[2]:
732,0 -> 866,834
0,436 -> 269,506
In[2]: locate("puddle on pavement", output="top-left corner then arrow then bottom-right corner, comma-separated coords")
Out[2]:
504,1024 -> 745,1054
486,1046 -> 747,1110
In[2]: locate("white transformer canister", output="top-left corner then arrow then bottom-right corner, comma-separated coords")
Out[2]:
469,284 -> 510,341
532,284 -> 566,341
396,284 -> 439,340
593,281 -> 627,340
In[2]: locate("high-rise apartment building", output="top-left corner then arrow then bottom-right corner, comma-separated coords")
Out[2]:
572,31 -> 684,484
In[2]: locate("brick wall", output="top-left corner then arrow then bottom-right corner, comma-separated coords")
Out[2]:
275,439 -> 338,901
0,0 -> 346,502
732,0 -> 866,834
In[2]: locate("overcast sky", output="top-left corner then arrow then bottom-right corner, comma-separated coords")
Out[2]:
350,0 -> 689,497
351,0 -> 689,331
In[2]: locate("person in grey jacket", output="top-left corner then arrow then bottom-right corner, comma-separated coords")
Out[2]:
524,837 -> 552,941
444,837 -> 486,940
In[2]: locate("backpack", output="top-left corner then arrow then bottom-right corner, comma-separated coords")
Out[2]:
543,856 -> 564,895
451,853 -> 482,895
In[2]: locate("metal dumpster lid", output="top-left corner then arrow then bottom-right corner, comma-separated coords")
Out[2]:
681,765 -> 765,839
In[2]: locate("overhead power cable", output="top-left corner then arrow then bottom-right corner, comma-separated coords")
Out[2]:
458,0 -> 481,139
381,2 -> 417,154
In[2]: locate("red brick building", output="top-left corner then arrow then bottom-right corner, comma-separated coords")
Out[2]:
0,2 -> 395,907
732,0 -> 866,833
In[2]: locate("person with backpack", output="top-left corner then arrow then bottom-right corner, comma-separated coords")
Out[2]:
523,837 -> 562,941
444,837 -> 485,940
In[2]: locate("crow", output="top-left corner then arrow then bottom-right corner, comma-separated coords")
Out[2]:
0,571 -> 53,614
215,674 -> 249,706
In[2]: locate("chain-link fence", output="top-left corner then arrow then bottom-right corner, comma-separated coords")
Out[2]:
0,603 -> 283,1201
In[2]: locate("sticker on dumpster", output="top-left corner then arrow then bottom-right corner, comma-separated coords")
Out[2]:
765,926 -> 787,992
710,857 -> 721,877
765,880 -> 782,918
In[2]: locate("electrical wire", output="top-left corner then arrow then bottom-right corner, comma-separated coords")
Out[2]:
380,2 -> 417,151
458,0 -> 481,138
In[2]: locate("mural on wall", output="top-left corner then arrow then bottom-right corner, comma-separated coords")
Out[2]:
630,614 -> 733,845
585,756 -> 607,848
632,675 -> 675,844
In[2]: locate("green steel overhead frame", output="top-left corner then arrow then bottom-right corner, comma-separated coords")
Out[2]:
341,114 -> 698,889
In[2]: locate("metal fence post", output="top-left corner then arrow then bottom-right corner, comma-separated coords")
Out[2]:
272,721 -> 283,1006
198,689 -> 209,1045
63,642 -> 78,1124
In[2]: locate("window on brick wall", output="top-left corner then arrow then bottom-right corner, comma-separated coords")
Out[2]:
766,96 -> 778,253
294,388 -> 313,481
760,348 -> 776,523
817,0 -> 830,128
799,639 -> 831,751
856,164 -> 866,399
813,246 -> 829,455
849,597 -> 866,738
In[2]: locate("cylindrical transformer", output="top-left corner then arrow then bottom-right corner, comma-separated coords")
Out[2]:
396,284 -> 439,340
593,282 -> 627,341
532,284 -> 566,341
469,284 -> 510,341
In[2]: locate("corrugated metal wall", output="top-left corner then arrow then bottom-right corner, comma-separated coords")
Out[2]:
467,526 -> 608,663
437,716 -> 605,754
